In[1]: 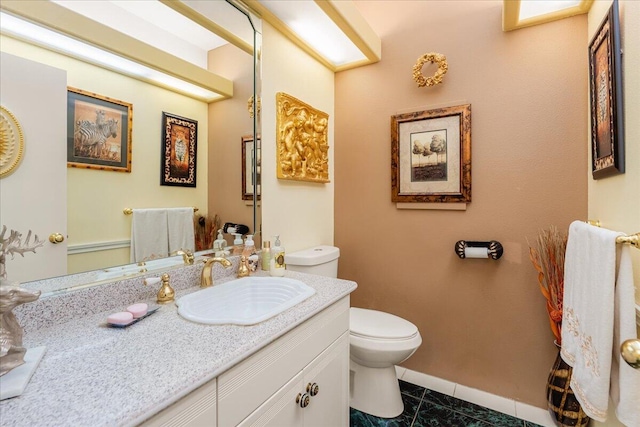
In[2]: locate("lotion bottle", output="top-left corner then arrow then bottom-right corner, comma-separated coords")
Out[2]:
261,240 -> 271,271
269,235 -> 285,277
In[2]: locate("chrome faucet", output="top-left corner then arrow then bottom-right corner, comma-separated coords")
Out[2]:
171,249 -> 194,265
200,257 -> 232,288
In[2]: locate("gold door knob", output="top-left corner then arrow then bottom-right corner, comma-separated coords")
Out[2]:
49,233 -> 65,244
296,393 -> 310,408
306,382 -> 319,396
621,339 -> 640,369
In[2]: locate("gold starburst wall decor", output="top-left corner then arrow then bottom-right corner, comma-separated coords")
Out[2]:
412,52 -> 448,87
276,92 -> 329,183
0,106 -> 24,178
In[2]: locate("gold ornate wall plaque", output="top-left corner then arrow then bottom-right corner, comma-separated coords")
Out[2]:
0,106 -> 25,178
276,92 -> 329,183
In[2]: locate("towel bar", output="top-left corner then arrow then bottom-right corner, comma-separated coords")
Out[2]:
123,207 -> 198,215
587,220 -> 639,250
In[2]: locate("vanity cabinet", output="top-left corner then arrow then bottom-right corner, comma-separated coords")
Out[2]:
142,296 -> 350,427
238,332 -> 349,427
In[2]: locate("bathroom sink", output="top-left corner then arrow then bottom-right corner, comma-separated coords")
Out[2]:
176,277 -> 316,325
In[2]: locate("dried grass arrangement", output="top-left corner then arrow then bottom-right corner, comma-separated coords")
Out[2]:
194,214 -> 220,252
528,226 -> 568,344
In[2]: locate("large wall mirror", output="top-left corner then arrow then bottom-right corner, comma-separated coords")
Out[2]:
0,0 -> 262,295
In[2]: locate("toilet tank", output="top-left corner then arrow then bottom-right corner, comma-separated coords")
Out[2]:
285,246 -> 340,278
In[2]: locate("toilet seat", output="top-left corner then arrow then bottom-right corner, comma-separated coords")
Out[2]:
350,307 -> 418,340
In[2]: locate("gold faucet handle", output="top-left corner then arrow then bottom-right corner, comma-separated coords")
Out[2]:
157,273 -> 175,304
237,256 -> 251,278
171,249 -> 195,265
144,275 -> 175,304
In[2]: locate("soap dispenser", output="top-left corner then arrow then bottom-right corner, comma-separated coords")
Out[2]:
213,229 -> 229,257
231,233 -> 244,255
270,235 -> 285,277
242,234 -> 256,258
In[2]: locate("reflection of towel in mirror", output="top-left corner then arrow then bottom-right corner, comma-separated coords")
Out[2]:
167,208 -> 195,254
130,209 -> 169,263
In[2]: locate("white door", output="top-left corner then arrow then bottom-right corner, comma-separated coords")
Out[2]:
0,52 -> 67,284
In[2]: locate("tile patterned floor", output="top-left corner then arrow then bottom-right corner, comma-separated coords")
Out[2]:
350,380 -> 545,427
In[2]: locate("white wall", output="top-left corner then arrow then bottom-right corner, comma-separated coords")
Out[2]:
260,22 -> 335,252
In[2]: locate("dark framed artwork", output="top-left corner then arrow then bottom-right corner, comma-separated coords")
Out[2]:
161,112 -> 197,187
242,135 -> 261,200
391,104 -> 471,203
588,0 -> 624,179
67,87 -> 132,172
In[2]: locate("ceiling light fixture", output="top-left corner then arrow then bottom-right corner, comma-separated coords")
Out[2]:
0,1 -> 233,103
503,0 -> 594,31
246,0 -> 380,72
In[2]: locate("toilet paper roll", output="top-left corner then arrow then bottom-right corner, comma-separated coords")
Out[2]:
464,247 -> 489,258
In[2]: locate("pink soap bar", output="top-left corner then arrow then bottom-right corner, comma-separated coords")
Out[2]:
127,303 -> 148,318
107,311 -> 134,325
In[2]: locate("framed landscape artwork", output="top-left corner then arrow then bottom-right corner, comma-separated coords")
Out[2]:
67,87 -> 132,172
391,104 -> 471,203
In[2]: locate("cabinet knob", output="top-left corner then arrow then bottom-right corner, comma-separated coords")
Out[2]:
296,392 -> 310,408
49,233 -> 65,244
306,382 -> 319,396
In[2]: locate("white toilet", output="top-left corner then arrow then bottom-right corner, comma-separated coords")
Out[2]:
286,246 -> 422,419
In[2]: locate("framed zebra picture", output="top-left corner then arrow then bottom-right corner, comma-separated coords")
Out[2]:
161,112 -> 197,187
67,87 -> 132,172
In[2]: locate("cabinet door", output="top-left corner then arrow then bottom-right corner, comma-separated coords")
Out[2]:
303,332 -> 349,427
237,370 -> 305,427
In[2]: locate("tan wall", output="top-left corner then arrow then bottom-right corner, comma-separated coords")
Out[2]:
335,1 -> 588,407
261,22 -> 335,252
208,44 -> 256,245
1,36 -> 209,274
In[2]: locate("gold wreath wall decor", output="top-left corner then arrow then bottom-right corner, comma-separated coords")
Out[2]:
412,53 -> 448,87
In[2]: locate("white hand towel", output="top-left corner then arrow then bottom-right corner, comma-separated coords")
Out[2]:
167,208 -> 195,254
130,209 -> 169,263
609,246 -> 640,426
561,220 -> 618,421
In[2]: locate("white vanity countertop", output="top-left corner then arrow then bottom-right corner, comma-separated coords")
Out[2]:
0,271 -> 357,427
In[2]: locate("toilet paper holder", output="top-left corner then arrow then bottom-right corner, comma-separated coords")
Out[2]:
454,240 -> 503,260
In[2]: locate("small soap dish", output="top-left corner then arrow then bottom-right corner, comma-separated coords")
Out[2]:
107,307 -> 160,328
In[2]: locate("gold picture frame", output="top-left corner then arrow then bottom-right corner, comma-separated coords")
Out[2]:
242,135 -> 261,200
276,92 -> 329,183
161,112 -> 197,187
67,87 -> 132,172
391,104 -> 471,203
588,0 -> 624,179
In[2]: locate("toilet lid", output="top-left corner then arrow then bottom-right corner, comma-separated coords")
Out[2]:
350,307 -> 419,340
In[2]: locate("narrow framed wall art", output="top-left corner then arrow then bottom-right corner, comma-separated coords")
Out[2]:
161,112 -> 197,187
588,0 -> 624,179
